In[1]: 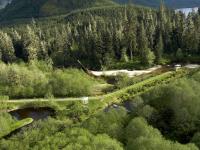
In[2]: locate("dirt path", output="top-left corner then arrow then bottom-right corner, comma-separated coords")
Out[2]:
3,96 -> 100,104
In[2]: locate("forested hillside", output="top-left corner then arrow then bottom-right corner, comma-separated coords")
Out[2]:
1,0 -> 200,21
0,5 -> 200,70
1,1 -> 200,149
0,0 -> 10,9
0,0 -> 116,21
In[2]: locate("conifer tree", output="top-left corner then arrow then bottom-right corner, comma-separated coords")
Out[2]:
158,0 -> 167,32
183,15 -> 199,54
0,31 -> 16,63
155,32 -> 164,63
102,30 -> 114,67
22,25 -> 40,62
123,9 -> 137,60
137,22 -> 154,65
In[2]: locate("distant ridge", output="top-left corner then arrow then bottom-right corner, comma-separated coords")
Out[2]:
0,0 -> 200,21
0,0 -> 116,21
0,0 -> 11,9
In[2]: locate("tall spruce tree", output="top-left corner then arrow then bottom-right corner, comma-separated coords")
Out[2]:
0,31 -> 16,63
183,15 -> 199,55
22,26 -> 40,62
138,23 -> 155,65
155,32 -> 164,63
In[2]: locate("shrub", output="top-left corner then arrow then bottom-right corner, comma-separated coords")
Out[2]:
83,107 -> 129,141
125,117 -> 198,150
0,113 -> 15,137
0,62 -> 96,98
142,77 -> 200,143
50,69 -> 95,97
0,62 -> 49,98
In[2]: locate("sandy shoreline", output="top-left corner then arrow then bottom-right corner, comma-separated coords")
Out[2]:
91,66 -> 162,77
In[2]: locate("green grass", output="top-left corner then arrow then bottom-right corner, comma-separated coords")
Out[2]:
0,118 -> 33,138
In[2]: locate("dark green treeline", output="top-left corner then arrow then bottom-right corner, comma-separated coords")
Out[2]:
0,5 -> 200,69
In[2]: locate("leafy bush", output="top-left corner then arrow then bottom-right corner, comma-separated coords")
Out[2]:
141,78 -> 200,143
125,117 -> 198,150
83,107 -> 129,141
0,62 -> 96,98
192,71 -> 200,82
114,72 -> 156,89
0,113 -> 33,138
50,69 -> 95,97
0,62 -> 49,98
0,118 -> 123,150
0,113 -> 15,137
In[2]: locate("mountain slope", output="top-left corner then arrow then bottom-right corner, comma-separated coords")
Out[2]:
0,0 -> 200,22
0,0 -> 11,9
0,0 -> 116,21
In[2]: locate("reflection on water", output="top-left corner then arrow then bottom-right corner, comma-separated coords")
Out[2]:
9,107 -> 54,120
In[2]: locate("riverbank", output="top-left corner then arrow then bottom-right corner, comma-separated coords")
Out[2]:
91,66 -> 162,77
91,64 -> 200,77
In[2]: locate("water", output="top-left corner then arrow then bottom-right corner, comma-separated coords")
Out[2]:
9,107 -> 54,120
175,7 -> 199,16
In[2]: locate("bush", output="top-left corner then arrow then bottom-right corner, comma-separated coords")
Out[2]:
191,132 -> 200,148
125,117 -> 198,150
0,113 -> 15,137
141,76 -> 200,143
192,71 -> 200,82
0,62 -> 96,98
114,72 -> 156,89
83,107 -> 129,141
0,119 -> 123,150
0,112 -> 33,138
0,62 -> 49,98
50,69 -> 95,97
